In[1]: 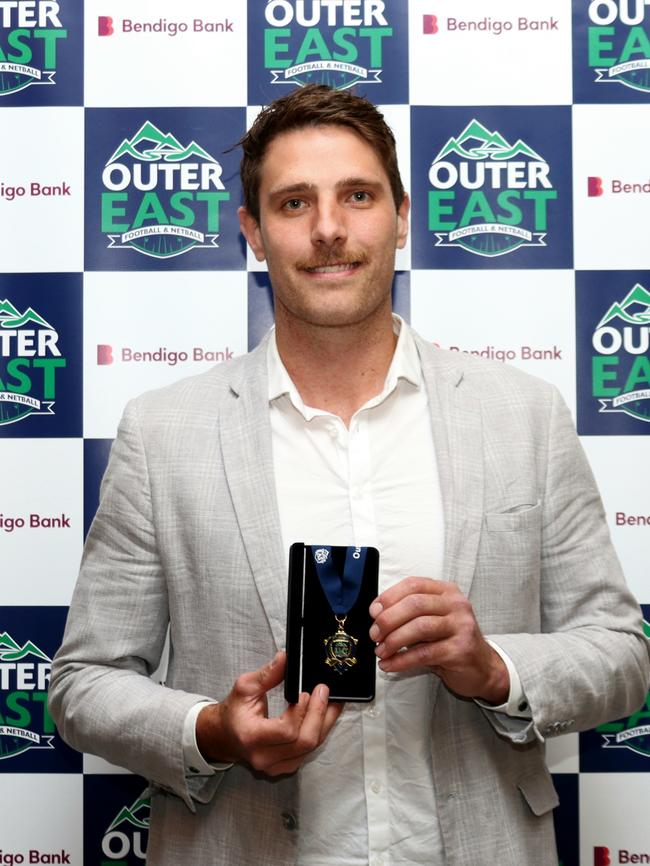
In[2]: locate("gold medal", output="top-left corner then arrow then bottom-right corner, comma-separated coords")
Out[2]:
324,615 -> 359,674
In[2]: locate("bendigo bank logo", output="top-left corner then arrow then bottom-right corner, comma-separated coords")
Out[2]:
262,0 -> 395,90
0,299 -> 65,427
0,0 -> 67,96
0,632 -> 54,761
587,0 -> 650,93
423,14 -> 439,34
588,176 -> 604,196
595,846 -> 650,864
101,797 -> 150,863
98,16 -> 114,37
427,119 -> 558,258
590,283 -> 650,423
101,121 -> 230,260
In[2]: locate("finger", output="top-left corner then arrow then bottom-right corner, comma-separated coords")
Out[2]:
295,684 -> 332,749
245,692 -> 311,749
369,577 -> 451,620
377,640 -> 451,674
319,700 -> 344,742
374,614 -> 451,660
234,651 -> 287,698
370,592 -> 450,644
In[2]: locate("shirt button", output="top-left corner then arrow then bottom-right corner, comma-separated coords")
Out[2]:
281,811 -> 297,831
366,706 -> 379,718
326,424 -> 338,438
371,781 -> 382,794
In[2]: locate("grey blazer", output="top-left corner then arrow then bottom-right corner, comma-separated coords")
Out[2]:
49,330 -> 650,866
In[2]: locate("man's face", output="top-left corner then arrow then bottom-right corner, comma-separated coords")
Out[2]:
239,124 -> 409,330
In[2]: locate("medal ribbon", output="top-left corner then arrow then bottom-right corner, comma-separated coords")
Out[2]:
310,545 -> 367,615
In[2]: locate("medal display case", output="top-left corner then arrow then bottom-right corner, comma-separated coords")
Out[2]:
285,543 -> 379,703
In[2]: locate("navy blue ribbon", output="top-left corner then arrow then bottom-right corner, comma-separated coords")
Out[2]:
310,545 -> 367,615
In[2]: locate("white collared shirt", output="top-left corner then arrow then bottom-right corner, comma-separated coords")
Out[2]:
269,317 -> 445,865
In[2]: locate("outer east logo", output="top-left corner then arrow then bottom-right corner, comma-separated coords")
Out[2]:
586,0 -> 650,93
101,121 -> 230,260
101,797 -> 150,864
257,0 -> 399,92
0,0 -> 67,96
591,283 -> 650,423
0,299 -> 66,427
0,632 -> 54,761
427,119 -> 558,258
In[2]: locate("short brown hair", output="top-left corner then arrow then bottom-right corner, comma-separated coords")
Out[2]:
238,85 -> 405,222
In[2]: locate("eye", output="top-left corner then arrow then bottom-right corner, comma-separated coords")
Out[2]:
283,198 -> 305,211
350,190 -> 371,203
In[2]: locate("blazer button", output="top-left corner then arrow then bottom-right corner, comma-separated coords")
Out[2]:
281,811 -> 298,831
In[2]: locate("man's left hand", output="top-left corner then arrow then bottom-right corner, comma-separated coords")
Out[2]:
369,577 -> 509,704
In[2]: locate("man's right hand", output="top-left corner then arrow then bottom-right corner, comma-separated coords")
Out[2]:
196,651 -> 343,776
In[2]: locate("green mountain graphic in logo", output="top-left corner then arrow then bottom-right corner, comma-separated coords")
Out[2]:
643,619 -> 650,640
0,301 -> 53,330
433,120 -> 543,163
0,633 -> 20,652
0,633 -> 50,662
0,299 -> 21,318
107,797 -> 151,832
597,284 -> 650,328
0,299 -> 63,427
106,122 -> 217,167
0,632 -> 55,761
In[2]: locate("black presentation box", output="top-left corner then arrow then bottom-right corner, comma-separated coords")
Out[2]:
285,542 -> 379,703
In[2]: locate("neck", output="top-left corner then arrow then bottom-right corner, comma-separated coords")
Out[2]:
275,307 -> 398,427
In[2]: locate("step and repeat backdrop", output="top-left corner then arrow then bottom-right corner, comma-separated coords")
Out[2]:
1,1 -> 649,864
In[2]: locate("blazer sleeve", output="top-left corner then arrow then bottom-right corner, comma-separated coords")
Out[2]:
48,399 -> 223,811
487,386 -> 650,742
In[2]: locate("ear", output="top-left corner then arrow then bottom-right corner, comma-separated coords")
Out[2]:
238,206 -> 266,262
396,193 -> 410,250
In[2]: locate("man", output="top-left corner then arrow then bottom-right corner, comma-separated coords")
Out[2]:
49,86 -> 649,866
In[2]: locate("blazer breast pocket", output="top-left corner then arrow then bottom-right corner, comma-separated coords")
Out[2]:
485,501 -> 542,533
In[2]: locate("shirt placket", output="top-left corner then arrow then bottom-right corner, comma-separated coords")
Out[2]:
347,411 -> 391,866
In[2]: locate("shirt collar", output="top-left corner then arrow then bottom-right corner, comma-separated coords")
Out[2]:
267,315 -> 422,417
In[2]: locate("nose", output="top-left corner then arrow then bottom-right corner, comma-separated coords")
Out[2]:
311,198 -> 347,247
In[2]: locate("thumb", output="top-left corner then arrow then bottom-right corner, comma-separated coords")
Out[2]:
250,650 -> 286,695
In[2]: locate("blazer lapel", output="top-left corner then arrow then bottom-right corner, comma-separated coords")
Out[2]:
415,334 -> 485,717
219,339 -> 287,651
415,333 -> 485,600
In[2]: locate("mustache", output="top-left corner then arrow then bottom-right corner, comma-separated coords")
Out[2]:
295,249 -> 369,270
